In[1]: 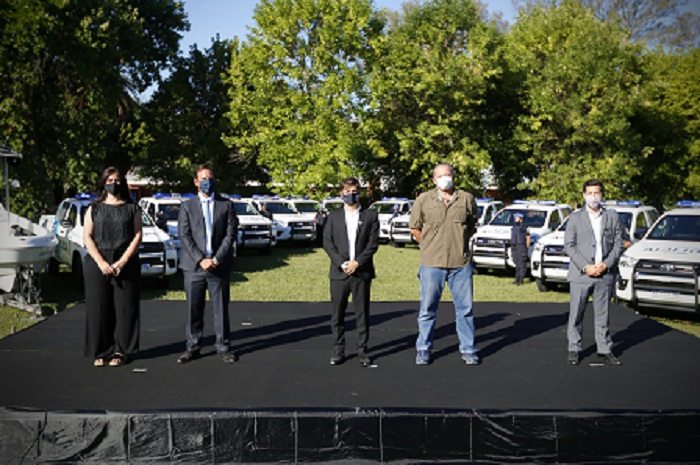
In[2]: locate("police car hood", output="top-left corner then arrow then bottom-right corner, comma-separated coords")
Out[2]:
239,215 -> 271,225
273,213 -> 306,223
476,225 -> 512,237
624,239 -> 700,262
537,230 -> 565,246
142,226 -> 169,244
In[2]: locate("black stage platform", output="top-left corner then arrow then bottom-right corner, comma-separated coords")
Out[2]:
1,301 -> 700,463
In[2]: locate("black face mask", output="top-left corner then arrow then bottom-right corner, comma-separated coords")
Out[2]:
105,183 -> 120,196
341,193 -> 360,205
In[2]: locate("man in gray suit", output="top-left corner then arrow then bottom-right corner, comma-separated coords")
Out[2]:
177,164 -> 238,364
564,179 -> 624,366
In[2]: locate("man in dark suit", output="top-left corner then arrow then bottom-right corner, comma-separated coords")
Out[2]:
564,179 -> 624,367
323,177 -> 380,367
177,164 -> 238,364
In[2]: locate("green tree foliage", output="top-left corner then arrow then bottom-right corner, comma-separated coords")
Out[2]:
0,0 -> 187,217
514,0 -> 700,48
363,0 -> 504,195
224,0 -> 385,197
631,48 -> 700,206
504,0 -> 647,206
136,37 -> 263,194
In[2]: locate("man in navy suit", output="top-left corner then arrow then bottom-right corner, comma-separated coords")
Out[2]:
564,179 -> 624,366
323,177 -> 380,367
177,164 -> 238,364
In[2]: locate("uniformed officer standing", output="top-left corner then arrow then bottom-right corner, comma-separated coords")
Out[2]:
510,213 -> 530,285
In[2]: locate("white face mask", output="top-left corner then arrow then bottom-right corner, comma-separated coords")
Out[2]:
584,194 -> 602,209
435,176 -> 453,190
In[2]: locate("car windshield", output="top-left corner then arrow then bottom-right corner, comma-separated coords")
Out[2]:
647,214 -> 700,242
324,202 -> 343,211
477,206 -> 484,218
233,202 -> 259,216
490,209 -> 548,228
557,217 -> 569,231
370,203 -> 404,214
158,204 -> 181,221
292,201 -> 319,213
263,202 -> 296,214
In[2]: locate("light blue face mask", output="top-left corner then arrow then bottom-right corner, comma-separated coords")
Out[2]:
199,178 -> 216,196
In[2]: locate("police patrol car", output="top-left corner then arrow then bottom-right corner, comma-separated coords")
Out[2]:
616,200 -> 700,313
228,196 -> 276,254
471,200 -> 572,272
475,198 -> 504,227
369,197 -> 414,241
285,196 -> 321,222
530,201 -> 659,292
321,196 -> 344,213
45,194 -> 177,290
139,193 -> 192,261
247,195 -> 316,243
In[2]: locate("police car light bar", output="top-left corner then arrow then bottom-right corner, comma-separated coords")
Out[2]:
512,200 -> 557,205
229,194 -> 242,199
675,200 -> 700,208
75,193 -> 97,199
603,200 -> 642,206
476,197 -> 492,202
251,194 -> 280,199
380,197 -> 409,201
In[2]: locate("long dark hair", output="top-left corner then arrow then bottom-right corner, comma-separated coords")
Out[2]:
96,166 -> 132,203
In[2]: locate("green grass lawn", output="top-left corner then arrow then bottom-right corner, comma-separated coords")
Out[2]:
1,244 -> 698,339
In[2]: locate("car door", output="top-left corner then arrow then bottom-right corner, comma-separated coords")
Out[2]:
54,201 -> 74,264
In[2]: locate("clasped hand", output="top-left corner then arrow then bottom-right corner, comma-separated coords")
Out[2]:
584,263 -> 607,277
200,257 -> 218,272
98,260 -> 124,276
341,260 -> 359,275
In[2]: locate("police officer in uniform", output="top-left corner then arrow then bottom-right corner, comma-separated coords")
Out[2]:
510,212 -> 530,285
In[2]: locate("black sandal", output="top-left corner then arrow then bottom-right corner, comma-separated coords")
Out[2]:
109,353 -> 127,367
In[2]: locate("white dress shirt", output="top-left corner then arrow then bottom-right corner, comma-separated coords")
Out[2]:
199,193 -> 214,257
587,206 -> 604,265
344,207 -> 361,262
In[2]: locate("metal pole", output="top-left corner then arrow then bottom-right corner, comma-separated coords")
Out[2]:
4,157 -> 8,213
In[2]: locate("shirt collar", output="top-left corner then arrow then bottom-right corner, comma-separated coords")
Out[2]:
586,205 -> 604,218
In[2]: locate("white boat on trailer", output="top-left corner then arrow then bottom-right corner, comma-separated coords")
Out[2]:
0,206 -> 57,313
0,146 -> 57,313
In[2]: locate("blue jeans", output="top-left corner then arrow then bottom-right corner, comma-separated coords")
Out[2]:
416,263 -> 476,355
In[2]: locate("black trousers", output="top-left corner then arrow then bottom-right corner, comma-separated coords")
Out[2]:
183,269 -> 231,353
513,244 -> 528,282
83,256 -> 140,358
330,275 -> 371,354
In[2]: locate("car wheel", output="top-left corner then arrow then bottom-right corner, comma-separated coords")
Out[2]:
47,257 -> 60,275
535,278 -> 552,293
72,254 -> 84,291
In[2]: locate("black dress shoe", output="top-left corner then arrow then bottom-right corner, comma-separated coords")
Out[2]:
567,351 -> 580,365
177,350 -> 200,364
597,353 -> 622,365
358,353 -> 372,367
330,353 -> 345,365
219,351 -> 237,364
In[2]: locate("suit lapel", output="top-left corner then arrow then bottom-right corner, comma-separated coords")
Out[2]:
338,210 -> 349,253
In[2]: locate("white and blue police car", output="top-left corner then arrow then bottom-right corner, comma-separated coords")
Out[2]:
616,200 -> 700,313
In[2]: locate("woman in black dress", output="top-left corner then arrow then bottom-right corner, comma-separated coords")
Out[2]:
83,167 -> 142,367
